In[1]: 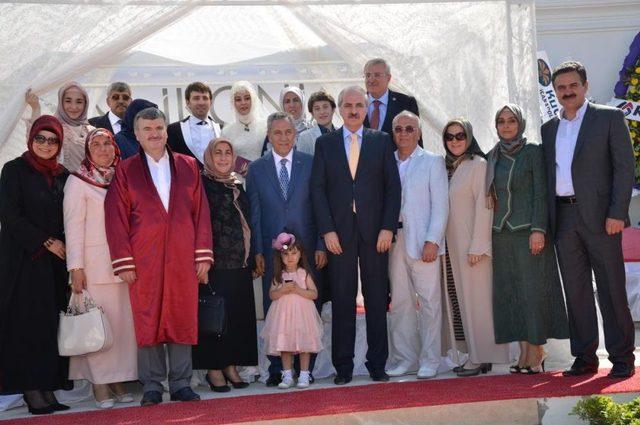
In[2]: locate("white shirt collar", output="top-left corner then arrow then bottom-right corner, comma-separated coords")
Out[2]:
273,148 -> 294,164
188,115 -> 212,125
368,89 -> 389,105
145,149 -> 169,165
108,110 -> 121,126
559,99 -> 588,122
394,146 -> 418,162
343,126 -> 364,140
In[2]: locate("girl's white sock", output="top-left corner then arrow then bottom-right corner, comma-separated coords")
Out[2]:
299,370 -> 310,378
282,369 -> 293,378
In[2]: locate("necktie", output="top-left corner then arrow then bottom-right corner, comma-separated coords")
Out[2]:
197,121 -> 206,126
278,158 -> 289,200
116,119 -> 123,126
348,134 -> 360,212
370,99 -> 381,130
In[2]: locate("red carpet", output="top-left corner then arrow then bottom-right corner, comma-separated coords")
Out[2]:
4,368 -> 640,425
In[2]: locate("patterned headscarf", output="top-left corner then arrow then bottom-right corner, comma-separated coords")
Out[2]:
55,81 -> 89,127
279,86 -> 310,134
22,115 -> 65,186
72,128 -> 120,188
442,118 -> 485,174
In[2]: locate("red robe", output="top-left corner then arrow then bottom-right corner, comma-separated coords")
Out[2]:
105,150 -> 213,347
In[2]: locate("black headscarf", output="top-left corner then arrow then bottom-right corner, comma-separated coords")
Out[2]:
115,99 -> 158,159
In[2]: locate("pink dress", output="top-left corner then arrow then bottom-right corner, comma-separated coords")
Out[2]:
261,268 -> 323,355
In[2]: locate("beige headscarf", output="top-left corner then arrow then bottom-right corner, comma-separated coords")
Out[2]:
203,137 -> 251,266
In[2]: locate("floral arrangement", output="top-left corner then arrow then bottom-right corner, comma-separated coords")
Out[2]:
615,32 -> 640,184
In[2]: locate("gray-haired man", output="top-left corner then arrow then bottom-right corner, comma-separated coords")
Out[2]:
89,82 -> 132,134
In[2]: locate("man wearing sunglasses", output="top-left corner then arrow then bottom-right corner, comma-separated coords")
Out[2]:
386,111 -> 448,379
89,82 -> 132,135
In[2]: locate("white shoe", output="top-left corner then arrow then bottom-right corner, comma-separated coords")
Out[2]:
95,398 -> 115,409
278,376 -> 294,389
387,365 -> 412,377
297,374 -> 310,389
417,367 -> 437,379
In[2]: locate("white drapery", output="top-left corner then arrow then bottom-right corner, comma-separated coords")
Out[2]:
0,0 -> 538,165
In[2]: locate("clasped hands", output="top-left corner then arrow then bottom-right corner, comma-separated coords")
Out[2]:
324,230 -> 394,255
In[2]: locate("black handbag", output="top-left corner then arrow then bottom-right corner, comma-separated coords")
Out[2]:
198,283 -> 227,338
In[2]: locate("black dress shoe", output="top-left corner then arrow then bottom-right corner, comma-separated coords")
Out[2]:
608,363 -> 636,378
169,387 -> 200,402
370,371 -> 390,382
562,359 -> 599,377
266,373 -> 282,387
140,390 -> 163,406
333,375 -> 352,385
49,402 -> 70,411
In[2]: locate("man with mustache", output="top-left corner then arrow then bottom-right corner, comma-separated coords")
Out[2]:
310,86 -> 401,385
168,82 -> 222,168
89,82 -> 132,135
541,61 -> 636,378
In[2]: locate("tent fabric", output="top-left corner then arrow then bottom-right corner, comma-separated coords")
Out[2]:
0,0 -> 538,168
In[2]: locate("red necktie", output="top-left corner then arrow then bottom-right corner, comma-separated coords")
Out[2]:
370,99 -> 381,130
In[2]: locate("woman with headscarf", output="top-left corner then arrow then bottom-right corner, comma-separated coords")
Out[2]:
486,104 -> 569,375
25,82 -> 95,172
63,129 -> 137,409
0,115 -> 71,414
261,86 -> 313,156
114,99 -> 158,159
441,118 -> 510,377
221,81 -> 268,165
192,138 -> 258,392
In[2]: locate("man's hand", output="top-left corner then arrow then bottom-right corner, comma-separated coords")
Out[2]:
255,253 -> 265,277
196,262 -> 211,284
421,242 -> 438,262
529,231 -> 545,255
119,270 -> 137,285
376,230 -> 393,253
324,232 -> 343,255
315,250 -> 327,269
606,218 -> 625,235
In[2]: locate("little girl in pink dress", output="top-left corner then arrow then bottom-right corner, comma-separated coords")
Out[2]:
261,233 -> 323,389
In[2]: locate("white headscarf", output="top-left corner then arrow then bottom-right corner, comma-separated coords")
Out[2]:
221,81 -> 268,161
279,86 -> 311,134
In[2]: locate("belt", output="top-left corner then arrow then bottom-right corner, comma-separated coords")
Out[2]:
556,196 -> 578,204
397,222 -> 403,229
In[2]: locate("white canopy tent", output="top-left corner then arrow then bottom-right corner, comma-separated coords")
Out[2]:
0,0 -> 539,167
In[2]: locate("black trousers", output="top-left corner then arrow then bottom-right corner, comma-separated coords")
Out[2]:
555,203 -> 635,366
329,217 -> 389,376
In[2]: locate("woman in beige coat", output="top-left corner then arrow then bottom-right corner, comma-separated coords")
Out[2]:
442,118 -> 510,376
63,128 -> 137,408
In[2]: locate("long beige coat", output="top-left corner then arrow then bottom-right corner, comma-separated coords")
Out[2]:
444,157 -> 510,364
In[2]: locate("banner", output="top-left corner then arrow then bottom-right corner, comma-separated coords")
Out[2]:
607,98 -> 640,122
537,51 -> 559,123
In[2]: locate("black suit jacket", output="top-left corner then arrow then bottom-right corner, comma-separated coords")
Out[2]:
167,118 -> 197,164
364,89 -> 419,136
88,113 -> 114,134
310,126 -> 401,245
541,102 -> 634,236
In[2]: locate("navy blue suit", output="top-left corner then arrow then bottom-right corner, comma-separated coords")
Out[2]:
310,126 -> 401,377
246,149 -> 324,374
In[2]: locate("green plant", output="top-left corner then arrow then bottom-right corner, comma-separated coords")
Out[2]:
572,395 -> 640,425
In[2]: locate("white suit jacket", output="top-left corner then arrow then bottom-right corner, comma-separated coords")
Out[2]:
399,147 -> 449,259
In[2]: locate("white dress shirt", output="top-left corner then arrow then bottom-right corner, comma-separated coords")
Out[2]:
367,90 -> 389,130
108,111 -> 123,134
187,115 -> 217,164
146,150 -> 171,211
395,146 -> 418,222
555,100 -> 588,196
273,148 -> 294,177
342,126 -> 363,161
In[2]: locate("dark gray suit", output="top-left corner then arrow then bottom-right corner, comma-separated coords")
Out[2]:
541,102 -> 635,367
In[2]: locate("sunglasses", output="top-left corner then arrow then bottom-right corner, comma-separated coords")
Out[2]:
110,93 -> 131,101
393,125 -> 416,134
33,134 -> 60,146
444,132 -> 467,142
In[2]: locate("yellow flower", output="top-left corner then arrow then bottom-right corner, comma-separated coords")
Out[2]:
636,67 -> 640,73
632,78 -> 639,86
632,121 -> 639,128
631,87 -> 638,94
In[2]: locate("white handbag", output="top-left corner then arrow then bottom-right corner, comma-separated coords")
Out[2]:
58,290 -> 113,356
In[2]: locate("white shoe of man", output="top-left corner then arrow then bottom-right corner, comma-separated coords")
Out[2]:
386,365 -> 414,377
417,366 -> 437,379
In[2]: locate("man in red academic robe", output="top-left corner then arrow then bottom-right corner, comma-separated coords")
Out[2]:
105,107 -> 213,406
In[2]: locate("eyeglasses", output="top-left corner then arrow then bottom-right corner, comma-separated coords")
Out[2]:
33,135 -> 60,146
444,132 -> 467,142
393,125 -> 416,134
364,72 -> 387,79
110,93 -> 131,101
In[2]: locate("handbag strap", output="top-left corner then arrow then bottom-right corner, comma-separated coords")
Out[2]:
65,290 -> 97,316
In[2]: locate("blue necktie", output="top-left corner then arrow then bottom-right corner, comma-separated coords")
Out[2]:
278,158 -> 289,200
